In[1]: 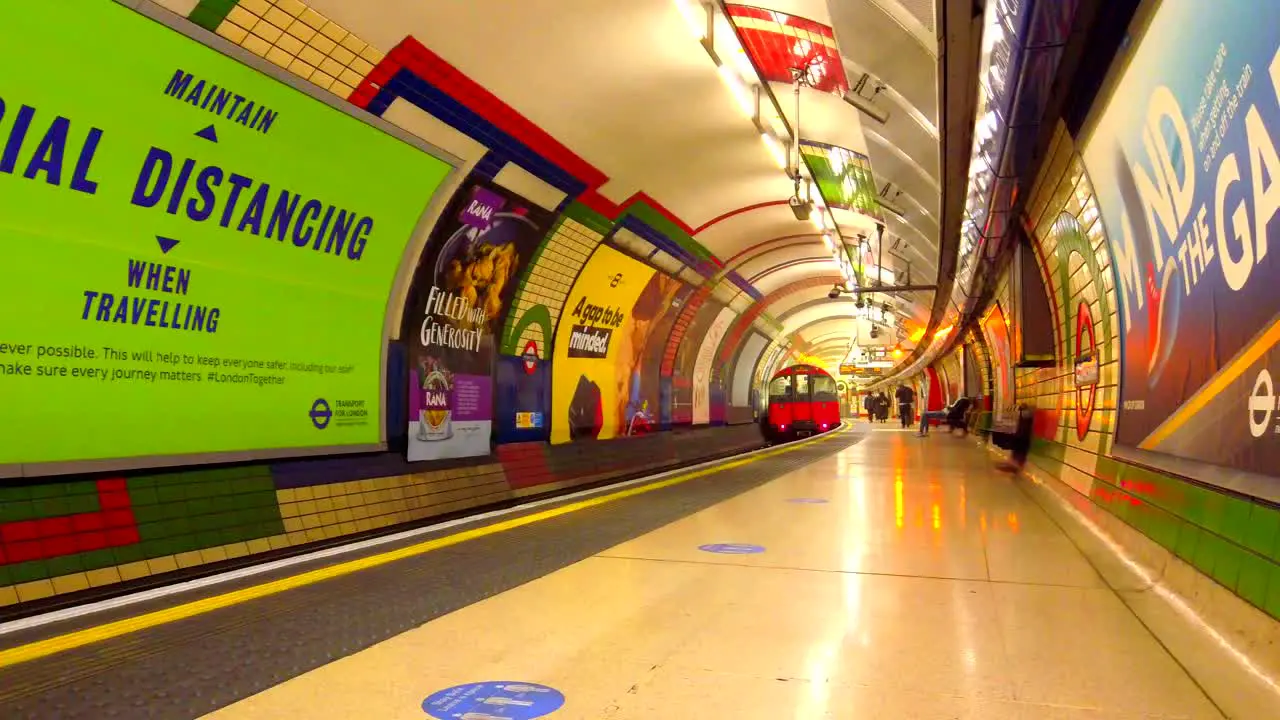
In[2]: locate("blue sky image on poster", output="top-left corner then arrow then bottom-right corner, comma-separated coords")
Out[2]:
1081,0 -> 1279,471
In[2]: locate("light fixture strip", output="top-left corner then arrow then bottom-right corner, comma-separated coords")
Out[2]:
875,0 -> 1027,389
953,0 -> 1026,308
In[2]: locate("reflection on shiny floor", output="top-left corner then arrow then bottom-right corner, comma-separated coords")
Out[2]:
206,428 -> 1229,719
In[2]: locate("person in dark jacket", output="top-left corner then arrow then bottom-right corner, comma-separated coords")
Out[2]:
894,385 -> 915,428
944,397 -> 974,435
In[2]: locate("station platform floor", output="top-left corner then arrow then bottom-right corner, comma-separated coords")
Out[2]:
0,424 -> 1273,719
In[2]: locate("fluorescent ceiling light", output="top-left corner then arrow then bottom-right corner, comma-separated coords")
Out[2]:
673,0 -> 707,39
717,63 -> 756,119
761,132 -> 787,169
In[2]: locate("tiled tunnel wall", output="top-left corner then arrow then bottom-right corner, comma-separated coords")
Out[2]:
1009,124 -> 1280,621
0,1 -> 779,609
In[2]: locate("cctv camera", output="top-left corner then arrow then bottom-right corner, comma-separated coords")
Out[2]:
828,288 -> 841,300
788,196 -> 812,221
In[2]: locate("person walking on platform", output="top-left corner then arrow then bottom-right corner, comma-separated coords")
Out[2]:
877,391 -> 890,422
917,384 -> 946,436
895,384 -> 915,428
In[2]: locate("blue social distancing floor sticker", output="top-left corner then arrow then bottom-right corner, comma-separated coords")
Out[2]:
786,498 -> 829,504
698,543 -> 766,554
423,681 -> 565,719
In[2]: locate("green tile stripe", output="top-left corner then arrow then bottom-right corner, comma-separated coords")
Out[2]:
187,0 -> 241,32
622,203 -> 714,263
501,210 -> 603,355
499,216 -> 562,354
1030,436 -> 1280,620
130,468 -> 284,560
1029,437 -> 1066,463
561,201 -> 612,236
0,482 -> 101,524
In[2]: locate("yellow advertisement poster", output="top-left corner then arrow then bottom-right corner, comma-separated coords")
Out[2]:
551,245 -> 659,444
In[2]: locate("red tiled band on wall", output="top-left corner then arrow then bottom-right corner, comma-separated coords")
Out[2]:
0,480 -> 137,566
352,37 -> 706,237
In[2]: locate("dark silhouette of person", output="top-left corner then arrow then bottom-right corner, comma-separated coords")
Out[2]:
895,384 -> 915,428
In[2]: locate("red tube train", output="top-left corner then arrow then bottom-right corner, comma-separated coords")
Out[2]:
760,364 -> 842,442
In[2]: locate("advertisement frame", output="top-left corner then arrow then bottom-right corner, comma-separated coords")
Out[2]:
981,302 -> 1016,425
403,177 -> 555,461
1078,0 -> 1280,497
550,242 -> 676,444
0,2 -> 462,479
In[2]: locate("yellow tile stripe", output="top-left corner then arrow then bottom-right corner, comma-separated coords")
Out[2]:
730,16 -> 838,50
1140,316 -> 1280,449
216,0 -> 383,98
0,428 -> 845,670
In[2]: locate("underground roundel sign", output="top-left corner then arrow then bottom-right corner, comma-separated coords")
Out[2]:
522,340 -> 539,375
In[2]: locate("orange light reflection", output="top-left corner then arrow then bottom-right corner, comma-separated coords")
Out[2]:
894,478 -> 904,529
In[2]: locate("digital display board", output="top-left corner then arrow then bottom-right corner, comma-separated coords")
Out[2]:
0,1 -> 452,473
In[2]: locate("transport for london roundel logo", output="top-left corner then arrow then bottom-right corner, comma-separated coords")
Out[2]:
522,340 -> 539,375
1249,370 -> 1275,438
310,398 -> 332,430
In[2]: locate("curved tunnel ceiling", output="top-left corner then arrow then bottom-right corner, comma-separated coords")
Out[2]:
252,0 -> 947,367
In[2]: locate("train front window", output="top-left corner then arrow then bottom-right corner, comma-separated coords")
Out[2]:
768,375 -> 792,403
794,373 -> 810,401
812,375 -> 838,402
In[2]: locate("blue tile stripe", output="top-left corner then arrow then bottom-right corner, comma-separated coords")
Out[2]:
728,271 -> 763,300
622,217 -> 704,275
472,152 -> 507,180
370,69 -> 588,198
363,67 -> 762,302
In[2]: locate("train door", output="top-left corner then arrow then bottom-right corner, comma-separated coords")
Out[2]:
791,372 -> 813,425
765,372 -> 793,437
811,373 -> 839,429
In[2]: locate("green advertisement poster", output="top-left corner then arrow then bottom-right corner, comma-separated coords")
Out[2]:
0,1 -> 452,472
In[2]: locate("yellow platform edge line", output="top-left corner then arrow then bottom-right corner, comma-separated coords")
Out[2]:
0,428 -> 844,670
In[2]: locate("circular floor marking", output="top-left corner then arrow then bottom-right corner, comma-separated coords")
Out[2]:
423,681 -> 565,719
698,543 -> 766,554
